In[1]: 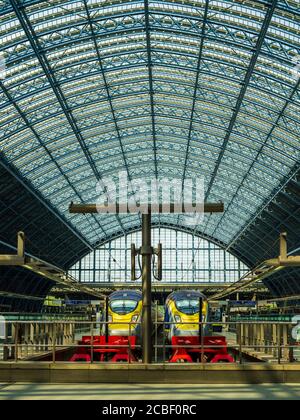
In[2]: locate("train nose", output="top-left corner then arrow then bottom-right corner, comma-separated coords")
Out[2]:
109,324 -> 140,336
174,324 -> 199,336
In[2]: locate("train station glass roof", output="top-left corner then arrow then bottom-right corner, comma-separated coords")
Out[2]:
0,0 -> 299,272
69,228 -> 249,283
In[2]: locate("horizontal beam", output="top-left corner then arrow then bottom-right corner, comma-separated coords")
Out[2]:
69,202 -> 224,214
259,295 -> 300,304
209,232 -> 300,300
52,281 -> 268,295
0,255 -> 25,265
0,232 -> 106,300
208,264 -> 284,301
265,256 -> 300,267
23,259 -> 106,299
0,290 -> 44,302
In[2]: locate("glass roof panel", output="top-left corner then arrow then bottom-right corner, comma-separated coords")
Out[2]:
0,0 -> 299,250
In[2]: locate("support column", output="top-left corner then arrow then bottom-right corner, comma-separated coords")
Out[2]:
24,323 -> 29,357
142,213 -> 152,364
2,321 -> 9,361
45,323 -> 49,351
272,323 -> 277,357
282,324 -> 288,361
253,323 -> 257,348
259,323 -> 263,352
30,323 -> 34,356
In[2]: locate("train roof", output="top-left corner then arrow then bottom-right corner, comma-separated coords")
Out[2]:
166,290 -> 207,302
109,290 -> 142,301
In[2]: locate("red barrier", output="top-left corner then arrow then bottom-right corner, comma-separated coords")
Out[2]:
210,354 -> 234,363
71,334 -> 233,363
70,335 -> 137,362
69,353 -> 91,362
169,335 -> 234,363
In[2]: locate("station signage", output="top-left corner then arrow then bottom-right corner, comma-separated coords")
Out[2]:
229,300 -> 256,307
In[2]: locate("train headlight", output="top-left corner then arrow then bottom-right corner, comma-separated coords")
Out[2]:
108,315 -> 112,322
174,315 -> 181,323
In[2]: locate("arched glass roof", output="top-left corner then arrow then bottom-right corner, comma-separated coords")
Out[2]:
0,0 -> 299,252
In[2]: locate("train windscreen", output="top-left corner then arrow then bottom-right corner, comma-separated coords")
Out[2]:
110,299 -> 138,315
175,299 -> 200,315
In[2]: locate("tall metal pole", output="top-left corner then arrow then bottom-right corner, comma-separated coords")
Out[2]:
68,200 -> 225,363
105,295 -> 109,343
142,213 -> 152,363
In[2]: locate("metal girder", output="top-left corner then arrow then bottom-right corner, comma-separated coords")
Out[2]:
224,200 -> 300,258
92,220 -> 230,249
226,162 -> 300,252
205,0 -> 278,200
10,0 -> 126,237
3,101 -> 296,157
212,77 -> 300,238
2,65 -> 298,153
0,153 -> 93,252
51,281 -> 268,295
232,209 -> 299,256
2,64 -> 295,126
144,0 -> 158,178
181,0 -> 209,188
2,61 -> 296,117
208,263 -> 284,300
82,0 -> 141,230
176,0 -> 209,226
0,290 -> 44,302
1,0 -> 300,19
7,122 -> 291,188
0,79 -> 107,240
0,0 -> 298,276
209,232 -> 300,300
0,232 -> 105,299
3,7 -> 298,67
69,202 -> 224,214
20,147 -> 286,207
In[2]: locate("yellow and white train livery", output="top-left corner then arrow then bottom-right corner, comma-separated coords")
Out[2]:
107,290 -> 142,337
164,290 -> 211,341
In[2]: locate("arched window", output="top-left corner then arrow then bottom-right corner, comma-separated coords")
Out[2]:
69,228 -> 248,283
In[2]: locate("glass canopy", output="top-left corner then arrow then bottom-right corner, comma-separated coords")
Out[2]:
69,227 -> 249,283
0,0 -> 299,251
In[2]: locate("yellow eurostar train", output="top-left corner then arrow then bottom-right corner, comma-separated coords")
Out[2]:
164,290 -> 212,341
106,290 -> 142,337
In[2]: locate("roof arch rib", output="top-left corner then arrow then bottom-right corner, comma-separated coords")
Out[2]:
0,0 -> 299,297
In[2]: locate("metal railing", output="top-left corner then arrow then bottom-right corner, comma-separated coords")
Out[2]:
154,320 -> 299,364
0,319 -> 299,364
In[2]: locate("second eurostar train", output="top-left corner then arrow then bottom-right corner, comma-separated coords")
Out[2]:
164,290 -> 212,341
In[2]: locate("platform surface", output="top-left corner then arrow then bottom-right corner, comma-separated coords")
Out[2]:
1,383 -> 300,400
1,362 -> 300,384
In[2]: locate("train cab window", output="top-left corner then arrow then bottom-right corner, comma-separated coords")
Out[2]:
110,299 -> 138,315
176,299 -> 200,315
